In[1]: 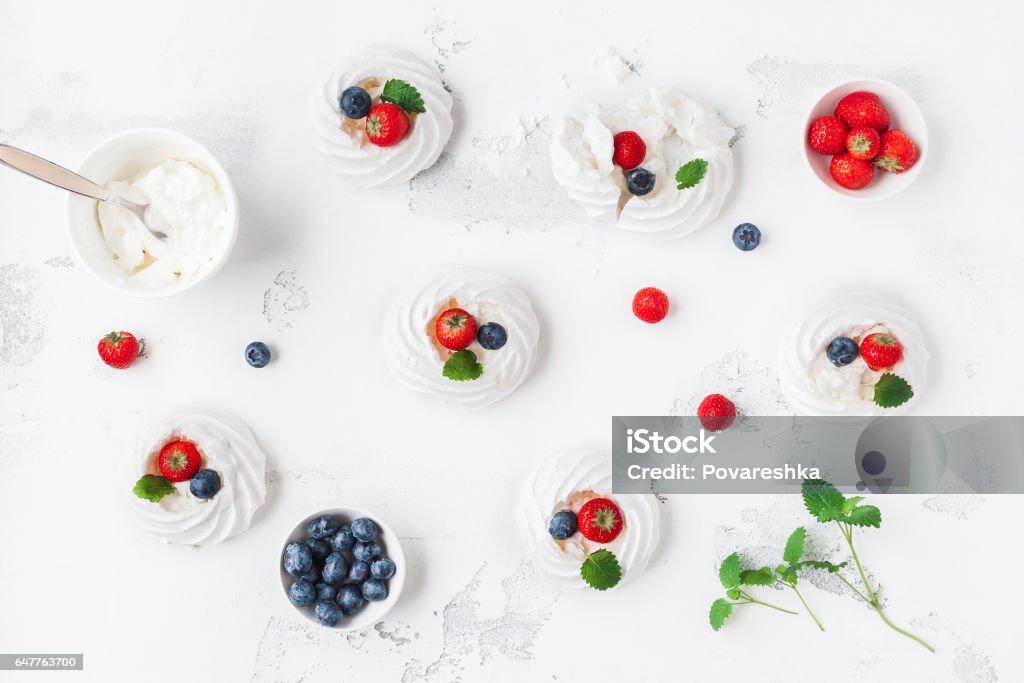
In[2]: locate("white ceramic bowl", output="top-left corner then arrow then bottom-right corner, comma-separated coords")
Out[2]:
802,79 -> 928,201
66,128 -> 239,297
279,507 -> 406,631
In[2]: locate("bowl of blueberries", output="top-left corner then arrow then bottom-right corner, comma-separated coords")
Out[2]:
280,508 -> 405,630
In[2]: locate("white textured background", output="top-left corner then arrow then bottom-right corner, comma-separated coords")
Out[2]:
1,1 -> 1022,681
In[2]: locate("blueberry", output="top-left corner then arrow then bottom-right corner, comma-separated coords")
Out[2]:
350,518 -> 378,543
245,341 -> 271,368
316,582 -> 339,603
371,558 -> 396,580
626,167 -> 656,196
301,565 -> 322,583
477,323 -> 508,350
189,469 -> 221,500
362,579 -> 388,602
335,584 -> 364,615
339,86 -> 372,119
548,510 -> 578,540
308,516 -> 339,540
287,579 -> 316,607
826,337 -> 860,367
283,542 -> 313,577
315,600 -> 343,627
330,525 -> 356,552
353,541 -> 381,563
305,538 -> 331,562
322,552 -> 349,585
347,560 -> 370,584
732,223 -> 762,251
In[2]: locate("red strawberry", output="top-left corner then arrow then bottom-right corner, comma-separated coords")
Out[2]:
834,91 -> 890,132
612,131 -> 646,170
697,393 -> 736,432
860,333 -> 903,371
808,116 -> 848,155
829,153 -> 875,190
874,129 -> 917,173
632,287 -> 669,324
577,497 -> 624,544
435,308 -> 477,351
157,439 -> 202,483
365,103 -> 410,147
97,331 -> 140,369
846,126 -> 881,160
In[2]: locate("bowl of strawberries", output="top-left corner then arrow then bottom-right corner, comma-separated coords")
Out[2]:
803,79 -> 927,200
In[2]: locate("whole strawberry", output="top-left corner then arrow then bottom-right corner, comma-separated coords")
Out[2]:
612,131 -> 646,170
830,153 -> 874,190
846,126 -> 881,160
435,308 -> 477,351
874,129 -> 917,173
577,497 -> 624,544
365,102 -> 410,147
861,333 -> 903,371
97,331 -> 140,369
808,116 -> 848,155
697,393 -> 736,432
158,438 -> 202,483
835,91 -> 890,132
632,287 -> 669,324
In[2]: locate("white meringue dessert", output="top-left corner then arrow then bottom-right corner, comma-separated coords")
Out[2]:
310,46 -> 453,187
130,410 -> 267,545
551,87 -> 735,240
382,268 -> 540,410
778,290 -> 929,417
517,446 -> 661,590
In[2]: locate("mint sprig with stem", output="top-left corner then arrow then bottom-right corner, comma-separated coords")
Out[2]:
802,479 -> 934,652
709,552 -> 798,631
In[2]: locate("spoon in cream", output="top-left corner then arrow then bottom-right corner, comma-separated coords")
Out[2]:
0,142 -> 168,240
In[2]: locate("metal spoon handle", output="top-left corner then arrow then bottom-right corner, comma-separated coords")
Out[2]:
0,143 -> 109,201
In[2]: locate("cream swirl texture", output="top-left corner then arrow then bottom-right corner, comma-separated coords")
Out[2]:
551,88 -> 735,241
778,291 -> 929,417
516,446 -> 660,589
131,410 -> 267,545
383,268 -> 540,410
310,46 -> 453,187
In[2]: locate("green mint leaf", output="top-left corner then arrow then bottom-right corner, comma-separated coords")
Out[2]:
874,373 -> 914,408
783,527 -> 806,565
379,79 -> 426,114
802,479 -> 846,522
844,505 -> 882,528
740,567 -> 775,586
442,350 -> 483,381
133,474 -> 175,503
710,598 -> 734,631
726,588 -> 741,600
675,158 -> 708,190
719,552 -> 742,589
841,496 -> 865,514
580,549 -> 622,591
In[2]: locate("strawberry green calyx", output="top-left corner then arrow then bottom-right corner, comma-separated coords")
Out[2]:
104,331 -> 129,347
589,505 -> 619,533
871,333 -> 898,347
848,133 -> 873,155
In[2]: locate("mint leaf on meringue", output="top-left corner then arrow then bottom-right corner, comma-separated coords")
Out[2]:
133,474 -> 175,503
581,549 -> 622,591
442,350 -> 483,381
874,373 -> 914,408
675,158 -> 708,190
380,79 -> 426,114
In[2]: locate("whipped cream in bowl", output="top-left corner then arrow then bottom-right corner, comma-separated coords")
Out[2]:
778,290 -> 929,417
310,46 -> 453,187
66,128 -> 239,297
130,410 -> 267,546
551,88 -> 735,241
382,267 -> 540,410
517,446 -> 661,590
